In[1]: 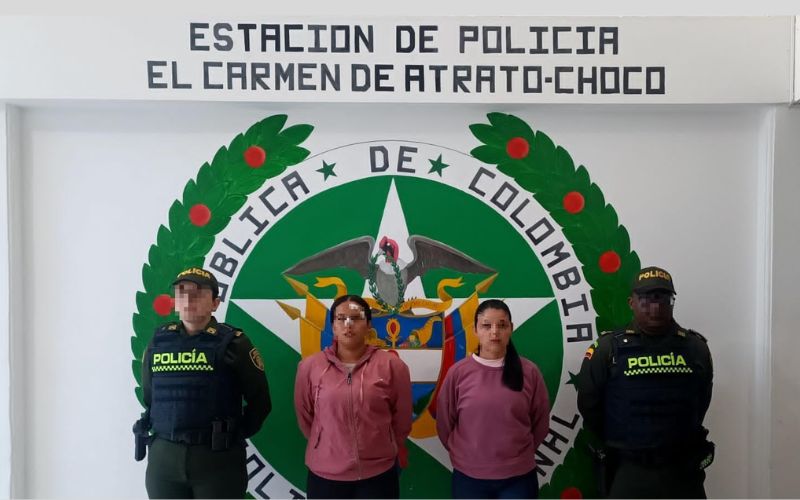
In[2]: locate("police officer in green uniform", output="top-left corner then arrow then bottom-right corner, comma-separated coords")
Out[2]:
135,267 -> 271,498
576,266 -> 714,499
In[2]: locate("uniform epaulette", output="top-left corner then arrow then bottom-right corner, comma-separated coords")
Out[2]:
213,322 -> 243,337
160,322 -> 180,332
599,330 -> 613,337
688,329 -> 708,343
610,328 -> 635,339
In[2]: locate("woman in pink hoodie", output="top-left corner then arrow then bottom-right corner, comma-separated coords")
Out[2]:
294,294 -> 413,499
436,299 -> 551,499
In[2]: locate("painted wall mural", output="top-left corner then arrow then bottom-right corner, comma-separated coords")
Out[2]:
131,112 -> 641,498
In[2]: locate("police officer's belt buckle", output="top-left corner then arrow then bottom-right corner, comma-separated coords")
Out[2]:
168,429 -> 212,446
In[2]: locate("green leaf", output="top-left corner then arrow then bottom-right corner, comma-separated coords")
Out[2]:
197,163 -> 219,194
470,145 -> 507,165
614,225 -> 631,257
141,264 -> 159,293
236,174 -> 273,193
147,245 -> 163,270
278,124 -> 314,146
167,200 -> 187,234
262,163 -> 289,178
469,123 -> 504,146
585,183 -> 606,211
217,195 -> 247,217
228,133 -> 247,161
256,114 -> 288,140
186,233 -> 217,255
131,335 -> 146,361
134,386 -> 144,407
271,146 -> 310,167
210,146 -> 230,170
182,179 -> 200,206
574,165 -> 591,189
136,291 -> 154,317
156,225 -> 175,255
487,113 -> 534,140
132,360 -> 143,386
132,312 -> 155,340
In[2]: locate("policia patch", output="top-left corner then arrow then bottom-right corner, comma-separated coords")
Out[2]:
250,348 -> 265,371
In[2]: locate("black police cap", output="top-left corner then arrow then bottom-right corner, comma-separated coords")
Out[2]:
172,267 -> 220,298
631,266 -> 676,294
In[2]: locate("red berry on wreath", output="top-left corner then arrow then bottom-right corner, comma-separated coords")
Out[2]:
506,137 -> 530,159
153,294 -> 174,316
563,191 -> 585,214
599,250 -> 622,273
189,204 -> 212,227
244,145 -> 266,168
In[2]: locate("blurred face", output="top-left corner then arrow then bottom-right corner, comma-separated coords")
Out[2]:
332,300 -> 371,350
174,281 -> 220,325
629,289 -> 675,334
475,307 -> 513,360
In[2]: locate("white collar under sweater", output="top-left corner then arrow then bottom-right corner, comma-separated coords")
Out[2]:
471,353 -> 505,367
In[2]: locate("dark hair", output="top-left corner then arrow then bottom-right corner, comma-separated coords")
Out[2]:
329,295 -> 372,323
474,299 -> 523,392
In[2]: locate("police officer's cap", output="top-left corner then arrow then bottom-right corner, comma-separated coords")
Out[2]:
631,266 -> 676,294
172,267 -> 220,298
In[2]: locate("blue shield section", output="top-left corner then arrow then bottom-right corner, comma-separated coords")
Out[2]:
319,311 -> 446,417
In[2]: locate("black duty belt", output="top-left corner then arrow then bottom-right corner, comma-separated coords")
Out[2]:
615,447 -> 683,466
158,429 -> 213,446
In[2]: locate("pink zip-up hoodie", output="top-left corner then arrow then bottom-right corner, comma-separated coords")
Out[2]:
294,345 -> 413,481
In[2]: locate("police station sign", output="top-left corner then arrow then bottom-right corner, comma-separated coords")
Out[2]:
0,16 -> 794,103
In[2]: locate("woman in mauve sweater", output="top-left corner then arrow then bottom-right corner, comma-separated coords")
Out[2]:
436,299 -> 550,499
294,294 -> 413,499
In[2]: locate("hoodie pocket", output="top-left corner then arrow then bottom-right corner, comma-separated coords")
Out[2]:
359,424 -> 395,460
389,425 -> 398,454
313,426 -> 323,449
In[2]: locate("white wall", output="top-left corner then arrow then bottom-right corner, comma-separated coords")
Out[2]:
10,102 -> 772,498
1,105 -> 14,499
770,106 -> 800,498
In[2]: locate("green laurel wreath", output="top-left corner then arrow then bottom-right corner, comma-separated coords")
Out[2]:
470,112 -> 641,498
367,251 -> 405,313
470,112 -> 640,332
130,114 -> 313,405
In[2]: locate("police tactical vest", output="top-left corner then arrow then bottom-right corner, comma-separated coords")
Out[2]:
604,330 -> 704,450
149,323 -> 241,436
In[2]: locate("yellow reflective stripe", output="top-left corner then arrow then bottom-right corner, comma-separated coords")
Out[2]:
623,366 -> 693,376
151,365 -> 215,373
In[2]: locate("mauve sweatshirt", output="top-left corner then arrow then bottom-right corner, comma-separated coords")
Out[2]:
435,355 -> 550,480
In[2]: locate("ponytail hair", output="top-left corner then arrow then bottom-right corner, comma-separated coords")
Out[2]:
502,341 -> 524,392
474,299 -> 523,392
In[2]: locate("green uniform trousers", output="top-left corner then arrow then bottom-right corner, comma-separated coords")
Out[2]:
145,438 -> 247,499
608,459 -> 706,499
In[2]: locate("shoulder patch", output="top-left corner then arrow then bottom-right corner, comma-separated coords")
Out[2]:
599,330 -> 613,337
249,348 -> 265,371
235,330 -> 243,337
